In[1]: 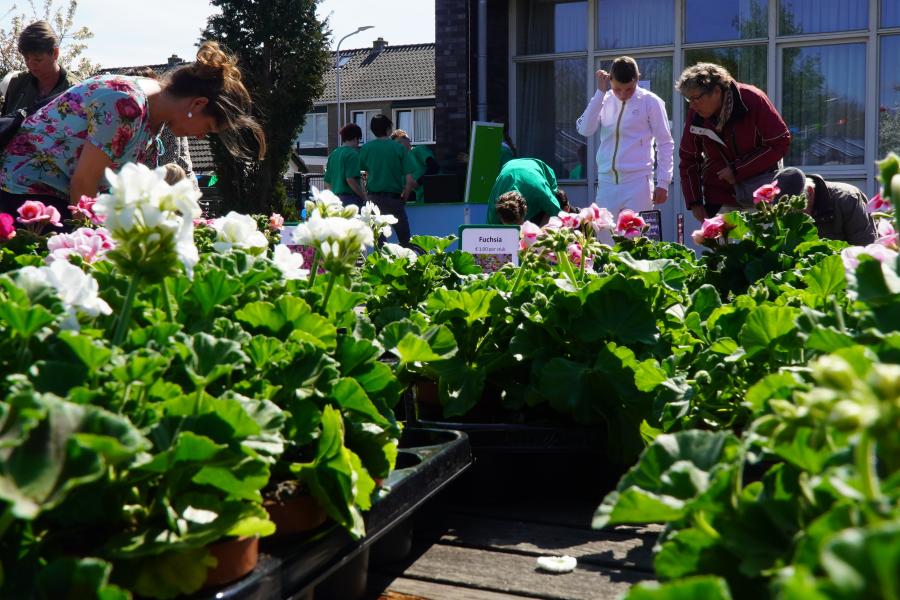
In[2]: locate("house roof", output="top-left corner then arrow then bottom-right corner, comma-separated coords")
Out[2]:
98,56 -> 188,76
317,43 -> 435,102
188,137 -> 216,172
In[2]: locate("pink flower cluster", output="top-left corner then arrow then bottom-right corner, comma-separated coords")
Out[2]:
68,195 -> 104,225
876,220 -> 898,250
269,213 -> 285,231
17,200 -> 63,231
0,213 -> 15,241
615,210 -> 646,239
690,215 -> 731,245
753,183 -> 781,205
519,221 -> 542,251
46,227 -> 115,264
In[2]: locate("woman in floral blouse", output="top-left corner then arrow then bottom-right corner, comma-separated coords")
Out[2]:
0,41 -> 264,219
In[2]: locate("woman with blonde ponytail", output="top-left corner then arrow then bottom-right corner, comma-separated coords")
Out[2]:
0,41 -> 265,218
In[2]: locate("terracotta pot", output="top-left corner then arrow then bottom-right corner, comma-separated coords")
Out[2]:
413,379 -> 440,406
264,494 -> 328,536
204,536 -> 258,588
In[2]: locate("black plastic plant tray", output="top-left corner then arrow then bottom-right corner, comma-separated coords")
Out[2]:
194,427 -> 471,600
411,419 -> 608,454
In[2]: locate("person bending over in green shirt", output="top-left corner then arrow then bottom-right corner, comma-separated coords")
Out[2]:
359,114 -> 416,246
486,158 -> 562,226
324,123 -> 367,208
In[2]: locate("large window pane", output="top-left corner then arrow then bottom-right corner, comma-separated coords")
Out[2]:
778,0 -> 867,35
597,0 -> 673,50
884,2 -> 900,28
517,0 -> 587,54
880,36 -> 900,158
684,0 -> 767,43
517,58 -> 586,177
782,44 -> 866,166
684,46 -> 767,91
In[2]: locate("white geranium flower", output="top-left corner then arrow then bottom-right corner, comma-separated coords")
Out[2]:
12,262 -> 111,330
212,211 -> 269,256
306,186 -> 359,219
292,211 -> 374,275
359,201 -> 398,240
381,243 -> 417,262
272,245 -> 308,280
93,163 -> 201,279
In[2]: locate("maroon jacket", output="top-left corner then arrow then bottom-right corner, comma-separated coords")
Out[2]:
679,82 -> 791,213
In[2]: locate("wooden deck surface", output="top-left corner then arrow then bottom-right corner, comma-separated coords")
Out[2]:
366,492 -> 659,600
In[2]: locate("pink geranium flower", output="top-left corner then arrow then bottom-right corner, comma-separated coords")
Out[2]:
269,213 -> 285,231
556,211 -> 581,229
519,221 -> 541,250
876,220 -> 898,250
615,209 -> 646,239
753,183 -> 780,205
866,193 -> 891,213
0,213 -> 16,241
567,242 -> 583,265
46,227 -> 115,264
841,244 -> 898,272
68,195 -> 104,225
690,215 -> 732,247
17,200 -> 63,231
578,204 -> 615,234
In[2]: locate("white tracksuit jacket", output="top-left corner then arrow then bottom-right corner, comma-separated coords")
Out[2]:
576,86 -> 674,189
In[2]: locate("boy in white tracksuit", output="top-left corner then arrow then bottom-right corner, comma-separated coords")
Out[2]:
576,56 -> 674,216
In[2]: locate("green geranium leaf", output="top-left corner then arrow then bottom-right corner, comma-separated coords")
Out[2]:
806,327 -> 856,352
193,458 -> 269,502
821,522 -> 900,600
235,301 -> 285,333
37,558 -> 124,600
188,267 -> 242,316
739,305 -> 800,358
593,430 -> 740,528
0,301 -> 56,338
625,577 -> 733,600
0,392 -> 148,519
333,378 -> 390,426
745,372 -> 803,413
57,331 -> 113,371
579,275 -> 657,345
689,285 -> 723,321
803,254 -> 846,297
139,431 -> 226,473
185,333 -> 248,387
129,547 -> 215,599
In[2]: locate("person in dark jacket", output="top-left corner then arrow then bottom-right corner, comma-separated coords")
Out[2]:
676,62 -> 791,221
774,167 -> 877,246
1,21 -> 75,115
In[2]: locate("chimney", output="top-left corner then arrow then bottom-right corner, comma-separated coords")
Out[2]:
372,37 -> 388,52
167,54 -> 183,67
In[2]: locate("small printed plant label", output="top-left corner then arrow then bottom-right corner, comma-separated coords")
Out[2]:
459,225 -> 520,273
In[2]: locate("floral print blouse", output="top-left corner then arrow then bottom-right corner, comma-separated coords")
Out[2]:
0,75 -> 158,199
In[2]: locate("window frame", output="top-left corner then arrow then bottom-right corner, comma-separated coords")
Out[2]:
295,112 -> 328,149
392,107 -> 436,144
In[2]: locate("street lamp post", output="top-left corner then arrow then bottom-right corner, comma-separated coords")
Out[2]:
335,25 -> 374,146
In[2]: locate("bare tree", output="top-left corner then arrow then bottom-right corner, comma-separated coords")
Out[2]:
0,0 -> 99,81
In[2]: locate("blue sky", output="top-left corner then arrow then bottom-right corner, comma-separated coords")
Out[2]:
4,1 -> 435,69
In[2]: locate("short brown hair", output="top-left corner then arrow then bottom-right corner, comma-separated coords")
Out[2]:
339,123 -> 363,142
496,191 -> 526,225
675,62 -> 734,95
610,56 -> 639,83
18,21 -> 58,55
164,41 -> 266,160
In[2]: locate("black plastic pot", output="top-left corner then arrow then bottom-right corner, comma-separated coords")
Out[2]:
193,427 -> 471,600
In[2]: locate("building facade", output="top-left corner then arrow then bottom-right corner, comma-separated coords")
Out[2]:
436,0 -> 900,239
296,39 -> 436,173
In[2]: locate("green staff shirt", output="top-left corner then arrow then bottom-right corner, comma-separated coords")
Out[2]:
323,145 -> 361,197
486,158 -> 561,224
409,145 -> 436,201
359,138 -> 411,194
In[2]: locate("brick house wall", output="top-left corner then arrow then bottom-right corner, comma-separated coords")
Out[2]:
435,0 -> 509,170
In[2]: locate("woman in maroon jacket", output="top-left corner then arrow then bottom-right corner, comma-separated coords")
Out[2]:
676,63 -> 791,221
